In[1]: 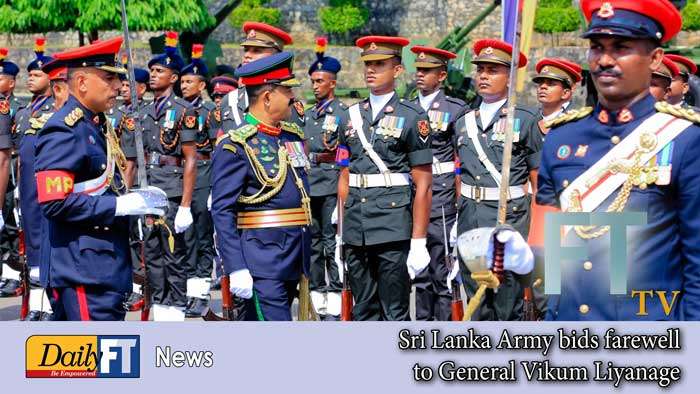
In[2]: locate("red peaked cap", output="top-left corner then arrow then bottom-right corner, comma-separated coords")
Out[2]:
410,46 -> 457,59
41,58 -> 68,81
665,54 -> 698,76
580,0 -> 681,44
356,36 -> 410,61
411,45 -> 457,68
242,22 -> 293,49
654,55 -> 681,79
472,39 -> 527,68
54,36 -> 126,74
535,58 -> 583,84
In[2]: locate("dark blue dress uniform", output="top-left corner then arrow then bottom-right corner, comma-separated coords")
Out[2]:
453,39 -> 543,321
538,0 -> 700,321
211,52 -> 311,321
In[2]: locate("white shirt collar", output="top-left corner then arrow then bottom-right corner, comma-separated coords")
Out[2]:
418,90 -> 441,112
542,101 -> 571,122
369,91 -> 395,120
479,98 -> 507,128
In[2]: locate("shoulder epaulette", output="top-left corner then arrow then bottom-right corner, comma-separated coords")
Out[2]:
544,106 -> 593,129
445,96 -> 466,106
226,124 -> 257,145
655,101 -> 700,124
398,98 -> 422,114
64,107 -> 84,127
281,121 -> 304,139
338,100 -> 348,109
30,112 -> 53,130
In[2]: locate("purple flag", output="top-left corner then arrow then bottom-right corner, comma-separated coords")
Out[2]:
502,0 -> 520,44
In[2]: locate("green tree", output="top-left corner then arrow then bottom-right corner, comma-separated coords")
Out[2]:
534,1 -> 581,34
682,1 -> 700,31
229,0 -> 281,28
317,0 -> 368,44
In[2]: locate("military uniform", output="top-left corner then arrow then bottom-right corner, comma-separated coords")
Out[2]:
454,39 -> 542,321
539,0 -> 700,321
212,51 -> 311,321
33,37 -> 146,320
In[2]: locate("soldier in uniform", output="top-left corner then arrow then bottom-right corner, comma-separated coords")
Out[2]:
211,52 -> 311,321
220,22 -> 304,131
409,45 -> 465,321
303,37 -> 347,321
452,39 -> 543,321
538,0 -> 700,320
0,48 -> 22,297
179,44 -> 217,317
335,36 -> 433,321
532,58 -> 582,132
34,37 -> 166,321
649,56 -> 680,101
665,54 -> 697,107
107,65 -> 149,312
139,31 -> 198,321
210,75 -> 237,108
0,39 -> 54,298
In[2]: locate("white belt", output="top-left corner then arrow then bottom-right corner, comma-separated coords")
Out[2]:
432,161 -> 455,175
460,182 -> 526,201
349,173 -> 410,188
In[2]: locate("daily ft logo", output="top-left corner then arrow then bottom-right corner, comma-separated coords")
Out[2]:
25,335 -> 140,378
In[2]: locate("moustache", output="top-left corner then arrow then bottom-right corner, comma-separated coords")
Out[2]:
592,67 -> 623,78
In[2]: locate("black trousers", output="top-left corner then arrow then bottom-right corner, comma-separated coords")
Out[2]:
186,186 -> 214,279
309,195 -> 341,293
456,195 -> 530,321
144,198 -> 196,308
414,214 -> 454,321
345,240 -> 411,321
0,183 -> 18,270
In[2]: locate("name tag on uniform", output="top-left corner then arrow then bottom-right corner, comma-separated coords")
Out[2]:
428,110 -> 450,132
655,141 -> 674,185
164,109 -> 176,129
322,115 -> 339,132
285,141 -> 309,168
377,115 -> 404,138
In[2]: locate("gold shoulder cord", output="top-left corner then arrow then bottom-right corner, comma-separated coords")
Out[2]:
571,132 -> 659,239
104,120 -> 129,195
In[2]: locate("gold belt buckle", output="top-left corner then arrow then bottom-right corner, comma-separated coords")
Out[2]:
383,171 -> 392,187
360,174 -> 368,188
474,186 -> 482,202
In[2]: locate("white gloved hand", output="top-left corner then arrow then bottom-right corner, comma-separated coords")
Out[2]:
229,269 -> 254,299
29,267 -> 40,282
207,193 -> 212,211
446,249 -> 461,290
406,238 -> 430,280
174,206 -> 193,233
115,186 -> 167,216
449,220 -> 458,247
0,212 -> 4,231
456,227 -> 534,275
331,205 -> 338,225
334,235 -> 343,283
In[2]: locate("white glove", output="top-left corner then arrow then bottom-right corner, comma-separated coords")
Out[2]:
446,248 -> 461,290
115,186 -> 167,216
29,267 -> 40,282
0,212 -> 4,231
334,235 -> 343,283
229,269 -> 254,299
406,238 -> 430,280
331,205 -> 338,225
456,227 -> 534,275
449,220 -> 458,247
174,206 -> 193,233
207,193 -> 212,211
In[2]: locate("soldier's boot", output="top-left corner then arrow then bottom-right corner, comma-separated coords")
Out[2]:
27,288 -> 53,321
0,278 -> 22,297
124,292 -> 144,312
186,278 -> 211,317
39,312 -> 55,321
25,310 -> 42,321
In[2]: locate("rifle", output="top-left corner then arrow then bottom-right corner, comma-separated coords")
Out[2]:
120,0 -> 153,321
522,278 -> 542,321
338,198 -> 352,321
11,180 -> 29,319
441,205 -> 463,321
463,4 -> 523,321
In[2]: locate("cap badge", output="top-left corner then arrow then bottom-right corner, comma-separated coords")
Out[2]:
597,2 -> 614,19
542,66 -> 550,73
484,47 -> 494,55
418,52 -> 426,59
248,29 -> 256,39
317,62 -> 323,70
369,42 -> 377,51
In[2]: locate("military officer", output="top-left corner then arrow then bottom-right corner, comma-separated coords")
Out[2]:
649,56 -> 680,101
452,39 -> 543,321
335,36 -> 433,321
210,75 -> 237,108
0,48 -> 22,297
0,39 -> 54,298
303,37 -> 347,321
664,54 -> 697,106
408,45 -> 465,321
211,52 -> 311,321
532,57 -> 582,132
139,31 -> 198,321
34,37 -> 166,321
220,22 -> 305,131
107,65 -> 149,312
179,44 -> 217,317
538,0 -> 700,320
